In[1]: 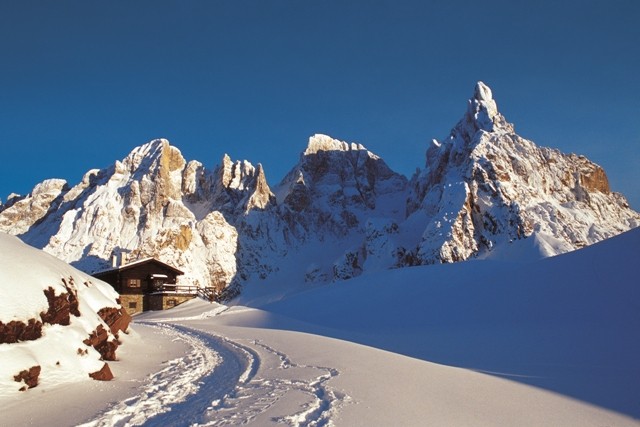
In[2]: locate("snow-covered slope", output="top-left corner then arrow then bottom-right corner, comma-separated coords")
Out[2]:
0,83 -> 637,294
3,228 -> 638,425
232,226 -> 640,420
0,233 -> 130,396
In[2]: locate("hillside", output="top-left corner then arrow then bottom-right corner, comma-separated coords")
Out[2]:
0,233 -> 130,396
1,227 -> 638,426
233,226 -> 640,419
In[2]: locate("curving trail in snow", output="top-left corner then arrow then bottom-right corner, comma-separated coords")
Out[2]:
80,321 -> 347,427
206,339 -> 345,427
78,323 -> 225,427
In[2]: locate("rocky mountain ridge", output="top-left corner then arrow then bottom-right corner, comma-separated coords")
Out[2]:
1,82 -> 638,293
402,82 -> 638,266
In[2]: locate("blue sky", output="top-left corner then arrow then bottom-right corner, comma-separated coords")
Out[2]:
1,1 -> 639,208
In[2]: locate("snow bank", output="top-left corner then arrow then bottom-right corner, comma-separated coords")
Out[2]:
0,233 -> 128,397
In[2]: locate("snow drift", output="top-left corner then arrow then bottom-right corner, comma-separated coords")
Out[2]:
0,233 -> 130,396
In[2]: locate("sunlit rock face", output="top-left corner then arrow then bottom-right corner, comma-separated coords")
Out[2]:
404,81 -> 639,265
0,140 -> 242,292
1,82 -> 638,291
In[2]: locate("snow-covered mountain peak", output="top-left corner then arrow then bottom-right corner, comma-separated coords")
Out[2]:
276,134 -> 407,245
449,82 -> 514,147
473,81 -> 493,102
404,82 -> 640,266
304,134 -> 368,156
121,138 -> 186,177
1,82 -> 638,297
32,178 -> 69,197
470,81 -> 499,129
122,138 -> 164,167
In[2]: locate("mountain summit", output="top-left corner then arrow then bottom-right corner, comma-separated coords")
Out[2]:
405,82 -> 638,265
1,82 -> 637,294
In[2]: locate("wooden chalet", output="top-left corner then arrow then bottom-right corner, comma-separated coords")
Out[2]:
92,257 -> 197,315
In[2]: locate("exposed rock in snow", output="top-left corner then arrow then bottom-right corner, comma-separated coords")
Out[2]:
277,134 -> 408,238
0,233 -> 130,395
402,81 -> 640,265
0,178 -> 69,235
211,154 -> 276,215
0,83 -> 638,293
304,133 -> 367,155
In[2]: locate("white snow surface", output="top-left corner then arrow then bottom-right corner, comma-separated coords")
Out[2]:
0,233 -> 124,396
4,227 -> 640,426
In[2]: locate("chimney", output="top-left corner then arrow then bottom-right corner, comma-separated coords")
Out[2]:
111,254 -> 118,268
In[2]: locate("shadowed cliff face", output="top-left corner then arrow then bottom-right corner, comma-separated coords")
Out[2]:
277,134 -> 408,237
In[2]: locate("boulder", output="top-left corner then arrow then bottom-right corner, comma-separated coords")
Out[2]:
13,365 -> 41,390
89,363 -> 113,381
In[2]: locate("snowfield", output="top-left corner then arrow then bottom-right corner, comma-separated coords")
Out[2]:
3,227 -> 640,426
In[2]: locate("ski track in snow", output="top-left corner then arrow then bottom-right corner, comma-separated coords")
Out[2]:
248,341 -> 346,427
78,323 -> 224,427
80,321 -> 347,427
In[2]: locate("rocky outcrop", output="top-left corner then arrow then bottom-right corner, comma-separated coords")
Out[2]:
14,366 -> 41,391
84,324 -> 118,361
98,306 -> 131,337
0,233 -> 129,392
0,179 -> 69,235
277,134 -> 408,237
212,155 -> 276,215
40,286 -> 79,326
89,363 -> 114,381
83,306 -> 130,362
0,319 -> 43,344
576,158 -> 610,194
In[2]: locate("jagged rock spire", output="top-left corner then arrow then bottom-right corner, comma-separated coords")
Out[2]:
213,154 -> 276,214
470,81 -> 499,130
405,81 -> 640,266
445,82 -> 515,149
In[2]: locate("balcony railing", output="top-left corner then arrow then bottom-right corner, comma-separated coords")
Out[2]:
149,284 -> 219,302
